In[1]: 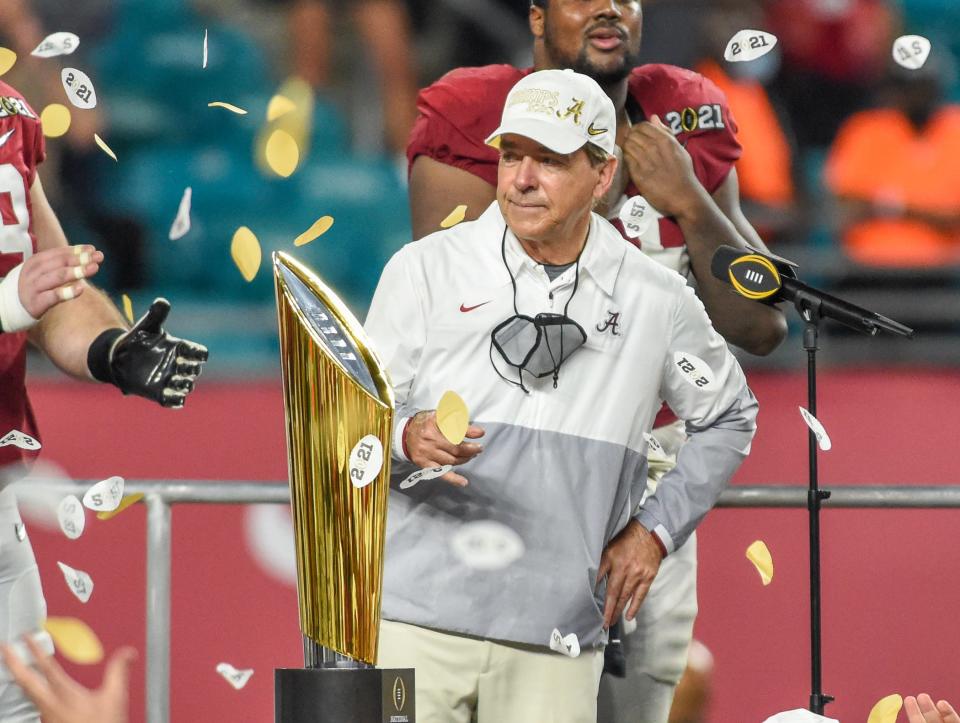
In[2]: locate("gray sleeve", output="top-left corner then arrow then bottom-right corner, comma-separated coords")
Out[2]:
633,284 -> 759,552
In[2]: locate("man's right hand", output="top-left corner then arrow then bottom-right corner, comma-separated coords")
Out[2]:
19,244 -> 102,318
404,410 -> 484,487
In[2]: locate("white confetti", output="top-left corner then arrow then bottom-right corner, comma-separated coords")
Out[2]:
57,562 -> 93,604
31,32 -> 80,58
60,68 -> 97,109
399,465 -> 453,490
549,628 -> 581,658
618,195 -> 662,239
348,435 -> 383,489
168,187 -> 192,240
642,432 -> 664,457
762,710 -> 839,723
673,352 -> 715,390
14,522 -> 25,542
202,29 -> 208,69
0,129 -> 14,149
0,430 -> 40,450
798,407 -> 831,451
216,662 -> 253,690
450,520 -> 524,571
892,35 -> 931,70
724,29 -> 778,63
82,476 -> 124,512
57,495 -> 85,540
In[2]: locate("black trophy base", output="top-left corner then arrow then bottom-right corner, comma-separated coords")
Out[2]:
275,667 -> 416,723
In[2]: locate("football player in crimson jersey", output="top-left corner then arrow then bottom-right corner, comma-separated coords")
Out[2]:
0,80 -> 206,721
405,2 -> 786,722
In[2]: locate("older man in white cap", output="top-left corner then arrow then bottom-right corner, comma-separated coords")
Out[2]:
365,69 -> 758,723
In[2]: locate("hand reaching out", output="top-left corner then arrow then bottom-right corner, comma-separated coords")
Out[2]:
1,636 -> 135,723
905,694 -> 960,723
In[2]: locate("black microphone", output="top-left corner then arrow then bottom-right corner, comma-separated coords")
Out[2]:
710,245 -> 915,338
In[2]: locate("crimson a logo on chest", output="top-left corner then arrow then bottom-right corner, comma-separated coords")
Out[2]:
595,310 -> 622,336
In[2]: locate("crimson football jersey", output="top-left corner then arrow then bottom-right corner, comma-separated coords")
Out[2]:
408,63 -> 741,256
0,81 -> 45,469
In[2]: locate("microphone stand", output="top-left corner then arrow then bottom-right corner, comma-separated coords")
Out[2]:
794,290 -> 833,715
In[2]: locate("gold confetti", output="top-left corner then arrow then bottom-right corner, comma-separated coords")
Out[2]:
40,104 -> 71,138
336,422 -> 346,474
97,492 -> 144,520
436,391 -> 469,445
265,129 -> 299,178
93,134 -> 117,161
745,540 -> 773,585
266,94 -> 296,122
207,101 -> 247,115
440,205 -> 468,229
44,617 -> 104,665
121,294 -> 134,323
231,226 -> 261,282
294,216 -> 334,247
0,48 -> 16,76
868,694 -> 903,723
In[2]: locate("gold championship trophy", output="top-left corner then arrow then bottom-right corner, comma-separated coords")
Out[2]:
273,252 -> 415,722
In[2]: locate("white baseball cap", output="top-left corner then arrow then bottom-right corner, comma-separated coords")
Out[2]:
485,68 -> 617,156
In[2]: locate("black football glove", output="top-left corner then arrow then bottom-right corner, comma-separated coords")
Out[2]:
87,298 -> 208,408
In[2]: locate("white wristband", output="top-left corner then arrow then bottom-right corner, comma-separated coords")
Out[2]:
0,263 -> 38,333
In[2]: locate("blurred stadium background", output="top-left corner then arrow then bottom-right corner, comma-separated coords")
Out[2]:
3,0 -> 959,721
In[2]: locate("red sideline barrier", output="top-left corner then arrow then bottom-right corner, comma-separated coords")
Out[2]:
22,369 -> 960,722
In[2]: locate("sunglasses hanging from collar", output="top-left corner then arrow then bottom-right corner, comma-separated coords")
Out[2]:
489,226 -> 588,392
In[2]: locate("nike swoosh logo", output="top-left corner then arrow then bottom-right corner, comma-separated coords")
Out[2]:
587,123 -> 607,136
459,301 -> 491,313
0,129 -> 15,148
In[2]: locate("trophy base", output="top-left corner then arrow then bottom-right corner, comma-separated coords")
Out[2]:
275,667 -> 416,723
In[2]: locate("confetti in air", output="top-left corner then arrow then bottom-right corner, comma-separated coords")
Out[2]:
168,187 -> 192,241
549,628 -> 581,658
61,68 -> 97,109
867,694 -> 903,723
216,663 -> 254,690
82,476 -> 124,513
93,134 -> 117,161
32,32 -> 80,58
745,540 -> 774,585
724,29 -> 778,62
203,29 -> 208,69
40,104 -> 72,138
399,465 -> 453,490
440,205 -> 468,229
0,430 -> 40,450
57,495 -> 85,539
892,35 -> 931,70
231,226 -> 261,282
44,617 -> 104,664
97,493 -> 144,521
265,129 -> 299,177
294,216 -> 334,247
798,407 -> 831,451
208,101 -> 247,115
57,562 -> 94,604
0,49 -> 16,76
266,95 -> 296,122
122,294 -> 134,324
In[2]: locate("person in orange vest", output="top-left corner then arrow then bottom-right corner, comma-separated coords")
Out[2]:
825,52 -> 960,267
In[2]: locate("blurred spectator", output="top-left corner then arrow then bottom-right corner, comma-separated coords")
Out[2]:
666,640 -> 713,723
696,2 -> 800,244
0,0 -> 147,291
267,0 -> 417,154
766,0 -> 896,150
824,52 -> 960,267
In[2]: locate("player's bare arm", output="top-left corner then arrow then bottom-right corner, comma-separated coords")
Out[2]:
623,117 -> 786,355
27,174 -> 208,407
409,156 -> 497,240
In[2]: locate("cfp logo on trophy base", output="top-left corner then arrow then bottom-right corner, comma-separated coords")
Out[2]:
382,672 -> 414,722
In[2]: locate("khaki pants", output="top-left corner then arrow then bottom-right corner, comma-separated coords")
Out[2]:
378,620 -> 605,723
